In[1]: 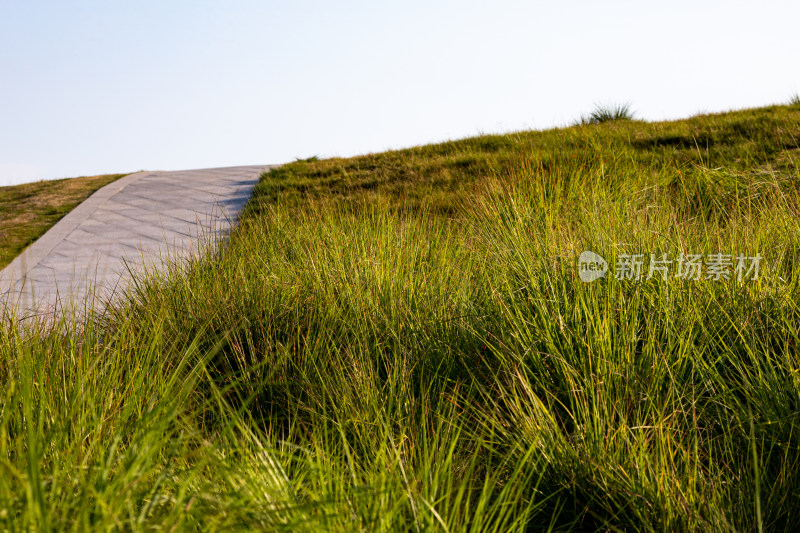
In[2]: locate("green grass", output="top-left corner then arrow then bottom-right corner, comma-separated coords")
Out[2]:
2,104 -> 800,530
576,102 -> 636,125
0,173 -> 129,269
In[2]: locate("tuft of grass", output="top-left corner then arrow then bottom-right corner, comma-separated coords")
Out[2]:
0,173 -> 129,269
577,101 -> 635,125
789,93 -> 800,106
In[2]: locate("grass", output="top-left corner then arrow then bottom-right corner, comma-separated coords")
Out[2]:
576,102 -> 635,125
2,103 -> 800,530
0,173 -> 129,269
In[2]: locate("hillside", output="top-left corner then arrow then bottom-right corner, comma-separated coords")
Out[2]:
2,104 -> 800,531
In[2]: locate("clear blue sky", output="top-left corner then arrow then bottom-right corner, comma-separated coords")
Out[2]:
1,0 -> 798,186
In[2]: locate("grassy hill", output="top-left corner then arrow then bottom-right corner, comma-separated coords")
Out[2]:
2,104 -> 800,530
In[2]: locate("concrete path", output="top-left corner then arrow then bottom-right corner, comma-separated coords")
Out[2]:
0,165 -> 272,321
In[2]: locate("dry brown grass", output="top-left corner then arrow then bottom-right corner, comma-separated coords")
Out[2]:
0,173 -> 128,269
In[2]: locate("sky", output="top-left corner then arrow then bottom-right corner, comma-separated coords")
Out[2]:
1,0 -> 798,186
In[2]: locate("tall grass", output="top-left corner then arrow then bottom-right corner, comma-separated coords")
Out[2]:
1,104 -> 800,530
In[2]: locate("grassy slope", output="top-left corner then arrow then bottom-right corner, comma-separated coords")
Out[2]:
246,105 -> 799,215
2,105 -> 800,531
0,173 -> 128,269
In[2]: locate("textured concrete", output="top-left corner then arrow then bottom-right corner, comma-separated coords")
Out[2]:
0,165 -> 272,320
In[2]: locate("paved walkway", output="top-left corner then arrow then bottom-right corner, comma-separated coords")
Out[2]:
0,165 -> 272,320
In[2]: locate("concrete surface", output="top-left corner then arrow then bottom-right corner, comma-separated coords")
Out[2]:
0,165 -> 272,321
